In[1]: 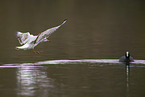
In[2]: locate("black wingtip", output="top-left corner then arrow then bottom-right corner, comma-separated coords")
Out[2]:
60,19 -> 67,26
64,19 -> 67,21
63,19 -> 67,23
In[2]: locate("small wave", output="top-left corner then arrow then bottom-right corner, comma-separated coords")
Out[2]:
2,59 -> 145,68
35,59 -> 120,65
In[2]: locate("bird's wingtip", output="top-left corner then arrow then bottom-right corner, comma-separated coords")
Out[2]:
64,19 -> 67,22
17,31 -> 21,34
61,19 -> 67,25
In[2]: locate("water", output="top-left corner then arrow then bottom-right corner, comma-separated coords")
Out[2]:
1,59 -> 145,97
0,0 -> 145,97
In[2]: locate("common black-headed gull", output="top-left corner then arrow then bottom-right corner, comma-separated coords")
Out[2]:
16,19 -> 67,54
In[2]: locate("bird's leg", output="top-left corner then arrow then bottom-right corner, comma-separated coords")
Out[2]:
31,49 -> 40,54
47,40 -> 50,42
34,50 -> 40,54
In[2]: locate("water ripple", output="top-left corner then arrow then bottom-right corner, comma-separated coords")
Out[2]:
2,59 -> 145,68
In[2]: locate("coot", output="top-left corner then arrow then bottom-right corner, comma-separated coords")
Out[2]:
119,51 -> 134,62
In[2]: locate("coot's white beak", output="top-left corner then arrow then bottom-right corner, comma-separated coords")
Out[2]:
126,51 -> 129,57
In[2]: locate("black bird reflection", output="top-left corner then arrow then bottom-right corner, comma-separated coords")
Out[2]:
119,51 -> 134,97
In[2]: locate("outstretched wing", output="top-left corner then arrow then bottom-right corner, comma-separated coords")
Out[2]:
16,32 -> 37,45
16,32 -> 30,45
34,19 -> 67,46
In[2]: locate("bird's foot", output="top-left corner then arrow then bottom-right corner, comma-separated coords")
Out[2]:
32,50 -> 40,54
47,40 -> 50,42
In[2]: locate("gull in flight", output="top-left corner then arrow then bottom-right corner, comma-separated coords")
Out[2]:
16,19 -> 67,54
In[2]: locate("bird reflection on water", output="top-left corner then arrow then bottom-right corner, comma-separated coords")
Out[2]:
17,65 -> 54,96
119,61 -> 131,97
2,59 -> 145,97
126,64 -> 130,97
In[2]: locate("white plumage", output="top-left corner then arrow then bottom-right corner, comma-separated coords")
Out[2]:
16,19 -> 67,53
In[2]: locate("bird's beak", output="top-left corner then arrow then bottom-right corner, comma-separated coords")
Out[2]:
15,47 -> 19,50
126,52 -> 129,57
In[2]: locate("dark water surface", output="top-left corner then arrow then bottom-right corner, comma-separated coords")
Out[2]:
0,0 -> 145,97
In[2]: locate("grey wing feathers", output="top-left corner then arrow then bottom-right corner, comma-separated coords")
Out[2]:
35,19 -> 67,45
130,56 -> 134,62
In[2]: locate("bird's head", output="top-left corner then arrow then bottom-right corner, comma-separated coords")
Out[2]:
15,46 -> 20,50
15,46 -> 24,50
125,51 -> 130,58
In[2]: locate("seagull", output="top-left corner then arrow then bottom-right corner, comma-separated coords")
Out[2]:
16,19 -> 67,54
